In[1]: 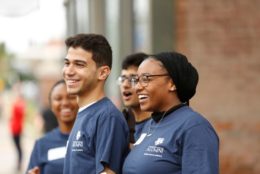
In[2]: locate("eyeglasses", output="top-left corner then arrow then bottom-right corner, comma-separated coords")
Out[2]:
117,75 -> 138,86
131,73 -> 169,87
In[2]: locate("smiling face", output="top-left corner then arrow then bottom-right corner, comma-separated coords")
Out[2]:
50,82 -> 78,124
62,47 -> 99,96
119,66 -> 140,108
135,58 -> 174,112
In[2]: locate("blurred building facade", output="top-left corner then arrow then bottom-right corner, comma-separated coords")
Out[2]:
175,1 -> 260,173
18,39 -> 65,108
63,0 -> 175,106
63,0 -> 260,174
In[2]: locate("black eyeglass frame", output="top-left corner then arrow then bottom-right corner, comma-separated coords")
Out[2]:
117,75 -> 138,85
131,73 -> 169,87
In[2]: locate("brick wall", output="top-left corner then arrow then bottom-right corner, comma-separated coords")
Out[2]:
176,0 -> 260,173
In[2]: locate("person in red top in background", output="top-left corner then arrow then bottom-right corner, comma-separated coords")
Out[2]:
9,84 -> 26,171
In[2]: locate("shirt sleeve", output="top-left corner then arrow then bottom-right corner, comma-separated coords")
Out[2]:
181,123 -> 219,174
26,140 -> 42,172
95,114 -> 128,174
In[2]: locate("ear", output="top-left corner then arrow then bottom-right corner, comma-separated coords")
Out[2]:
98,66 -> 111,80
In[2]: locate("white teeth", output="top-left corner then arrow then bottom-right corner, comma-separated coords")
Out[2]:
138,95 -> 148,100
67,80 -> 77,83
61,108 -> 72,113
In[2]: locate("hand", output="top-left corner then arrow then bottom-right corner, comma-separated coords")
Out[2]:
100,166 -> 115,174
28,166 -> 40,174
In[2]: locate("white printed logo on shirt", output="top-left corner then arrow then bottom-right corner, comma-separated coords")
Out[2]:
76,131 -> 81,140
72,130 -> 84,152
154,138 -> 164,146
144,137 -> 165,158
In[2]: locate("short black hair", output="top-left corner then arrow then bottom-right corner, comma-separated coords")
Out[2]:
65,33 -> 112,68
122,52 -> 148,70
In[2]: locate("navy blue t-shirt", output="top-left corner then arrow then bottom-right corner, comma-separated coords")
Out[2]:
26,128 -> 69,174
63,97 -> 129,174
123,106 -> 219,174
134,118 -> 150,141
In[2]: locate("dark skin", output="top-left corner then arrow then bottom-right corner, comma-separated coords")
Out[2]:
27,82 -> 78,174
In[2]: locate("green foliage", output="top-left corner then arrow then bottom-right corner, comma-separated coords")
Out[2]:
0,43 -> 7,59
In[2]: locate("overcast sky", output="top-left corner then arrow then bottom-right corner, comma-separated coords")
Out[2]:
0,0 -> 66,54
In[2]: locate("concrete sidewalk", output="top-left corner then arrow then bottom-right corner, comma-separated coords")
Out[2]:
0,116 -> 35,174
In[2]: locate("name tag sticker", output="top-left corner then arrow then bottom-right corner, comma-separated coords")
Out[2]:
134,133 -> 147,146
47,146 -> 66,161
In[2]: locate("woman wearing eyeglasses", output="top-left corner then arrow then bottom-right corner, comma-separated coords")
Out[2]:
122,52 -> 219,174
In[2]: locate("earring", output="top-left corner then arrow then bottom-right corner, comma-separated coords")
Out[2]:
170,86 -> 176,91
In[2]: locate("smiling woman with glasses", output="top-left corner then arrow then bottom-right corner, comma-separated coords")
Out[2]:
122,51 -> 219,174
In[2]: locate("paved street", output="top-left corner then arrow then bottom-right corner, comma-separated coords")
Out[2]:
0,115 -> 35,174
